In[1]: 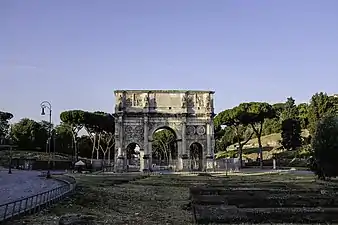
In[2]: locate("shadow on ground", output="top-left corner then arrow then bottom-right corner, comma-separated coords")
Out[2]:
6,172 -> 338,224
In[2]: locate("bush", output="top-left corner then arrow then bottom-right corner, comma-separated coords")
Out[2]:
310,115 -> 338,180
281,118 -> 302,151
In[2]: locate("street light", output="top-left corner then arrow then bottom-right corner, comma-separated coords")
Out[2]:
40,101 -> 52,179
8,139 -> 12,174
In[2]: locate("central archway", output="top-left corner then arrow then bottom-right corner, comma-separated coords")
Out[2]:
190,142 -> 203,171
151,127 -> 178,171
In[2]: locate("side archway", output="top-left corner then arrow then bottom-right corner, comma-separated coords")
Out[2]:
126,142 -> 141,171
189,142 -> 203,171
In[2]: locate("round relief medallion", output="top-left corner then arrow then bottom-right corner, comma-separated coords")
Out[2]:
186,126 -> 196,135
125,125 -> 133,134
135,125 -> 143,133
196,126 -> 206,135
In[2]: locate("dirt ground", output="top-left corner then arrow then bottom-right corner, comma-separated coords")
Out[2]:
5,172 -> 338,225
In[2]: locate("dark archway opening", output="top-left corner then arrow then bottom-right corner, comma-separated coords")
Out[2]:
126,143 -> 140,171
190,142 -> 203,171
152,127 -> 178,170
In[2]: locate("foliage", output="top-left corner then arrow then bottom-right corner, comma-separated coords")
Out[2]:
0,111 -> 13,138
77,135 -> 94,158
308,92 -> 337,135
60,110 -> 115,162
214,106 -> 254,166
60,110 -> 85,160
261,118 -> 280,136
215,126 -> 236,153
280,97 -> 302,151
297,103 -> 309,129
281,97 -> 298,120
54,123 -> 73,155
237,102 -> 276,167
82,111 -> 115,162
281,118 -> 302,151
152,129 -> 176,163
310,115 -> 338,180
10,118 -> 49,150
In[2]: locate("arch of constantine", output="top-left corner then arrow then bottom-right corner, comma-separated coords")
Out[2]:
114,90 -> 215,172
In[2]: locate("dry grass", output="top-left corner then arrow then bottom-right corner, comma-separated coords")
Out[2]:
6,172 -> 338,224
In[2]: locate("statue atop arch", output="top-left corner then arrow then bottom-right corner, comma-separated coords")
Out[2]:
114,90 -> 215,172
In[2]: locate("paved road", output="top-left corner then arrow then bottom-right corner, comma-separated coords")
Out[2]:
0,170 -> 64,205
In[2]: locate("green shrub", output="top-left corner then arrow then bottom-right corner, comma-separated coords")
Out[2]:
310,115 -> 338,180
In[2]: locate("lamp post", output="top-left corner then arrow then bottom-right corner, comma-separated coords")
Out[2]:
40,101 -> 52,178
8,139 -> 12,174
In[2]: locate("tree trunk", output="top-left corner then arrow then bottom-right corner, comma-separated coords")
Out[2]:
257,137 -> 263,169
102,152 -> 106,168
96,134 -> 102,160
169,148 -> 172,165
72,134 -> 78,162
250,123 -> 263,169
90,135 -> 96,163
238,144 -> 243,168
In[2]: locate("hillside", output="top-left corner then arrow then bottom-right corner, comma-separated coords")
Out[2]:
216,130 -> 310,161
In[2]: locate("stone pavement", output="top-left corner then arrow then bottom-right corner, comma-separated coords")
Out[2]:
0,170 -> 64,205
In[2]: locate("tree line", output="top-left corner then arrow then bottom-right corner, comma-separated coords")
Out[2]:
1,91 -> 338,179
0,110 -> 115,162
214,92 -> 338,179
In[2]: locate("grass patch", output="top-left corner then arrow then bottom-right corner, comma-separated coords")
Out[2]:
7,172 -> 338,224
190,173 -> 338,223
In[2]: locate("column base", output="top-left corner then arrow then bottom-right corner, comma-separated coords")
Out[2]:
177,154 -> 190,171
115,156 -> 125,172
141,154 -> 151,172
206,155 -> 214,172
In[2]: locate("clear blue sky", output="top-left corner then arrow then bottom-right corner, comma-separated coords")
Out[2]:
1,0 -> 338,124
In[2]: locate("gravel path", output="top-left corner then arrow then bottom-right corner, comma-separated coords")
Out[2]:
0,170 -> 64,205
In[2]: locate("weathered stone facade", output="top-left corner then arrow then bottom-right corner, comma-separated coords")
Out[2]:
114,90 -> 215,172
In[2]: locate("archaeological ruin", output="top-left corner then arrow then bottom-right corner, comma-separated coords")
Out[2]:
114,90 -> 215,172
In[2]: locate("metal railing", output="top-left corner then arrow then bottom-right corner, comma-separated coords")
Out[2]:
0,175 -> 76,223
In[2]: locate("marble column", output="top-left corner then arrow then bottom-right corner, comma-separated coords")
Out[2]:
142,116 -> 151,171
206,120 -> 214,171
179,122 -> 189,171
182,122 -> 187,155
176,141 -> 183,171
115,116 -> 125,172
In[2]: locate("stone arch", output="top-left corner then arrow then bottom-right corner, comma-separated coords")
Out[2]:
149,124 -> 181,170
187,140 -> 205,157
125,142 -> 141,172
124,140 -> 144,150
148,124 -> 182,141
189,142 -> 204,171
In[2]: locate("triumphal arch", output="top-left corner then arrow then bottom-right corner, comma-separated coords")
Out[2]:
114,90 -> 215,172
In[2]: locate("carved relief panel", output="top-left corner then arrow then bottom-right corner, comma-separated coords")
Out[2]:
133,93 -> 143,107
148,93 -> 157,109
125,93 -> 133,107
123,124 -> 144,148
116,94 -> 124,111
195,94 -> 204,108
181,94 -> 195,108
205,94 -> 212,109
